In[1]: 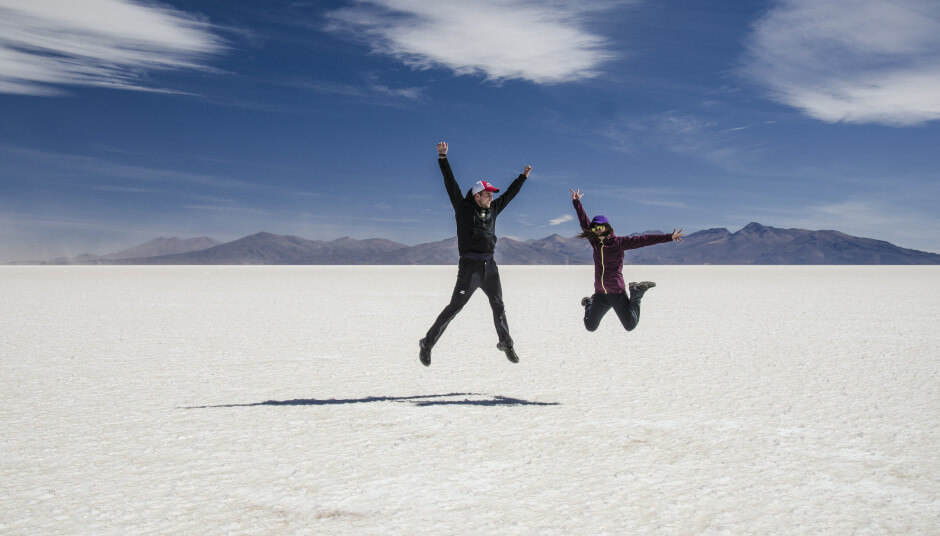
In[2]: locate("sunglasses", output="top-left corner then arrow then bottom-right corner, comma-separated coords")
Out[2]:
592,225 -> 608,233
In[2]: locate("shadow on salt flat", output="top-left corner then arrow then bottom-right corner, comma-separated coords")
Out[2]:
183,392 -> 560,409
413,395 -> 560,407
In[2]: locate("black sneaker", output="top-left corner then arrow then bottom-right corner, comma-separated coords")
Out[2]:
419,339 -> 431,367
496,342 -> 519,363
581,296 -> 592,308
628,281 -> 656,297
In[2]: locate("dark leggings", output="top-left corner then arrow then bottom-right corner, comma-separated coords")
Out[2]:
424,257 -> 512,348
584,292 -> 642,332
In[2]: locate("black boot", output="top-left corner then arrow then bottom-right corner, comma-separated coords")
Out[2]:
628,281 -> 656,299
581,296 -> 592,308
419,338 -> 431,367
496,341 -> 519,363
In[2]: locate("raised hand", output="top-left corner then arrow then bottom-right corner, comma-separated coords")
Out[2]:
523,165 -> 532,177
436,141 -> 448,156
672,228 -> 685,241
570,188 -> 583,201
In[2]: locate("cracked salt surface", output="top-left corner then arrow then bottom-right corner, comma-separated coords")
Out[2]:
1,265 -> 938,535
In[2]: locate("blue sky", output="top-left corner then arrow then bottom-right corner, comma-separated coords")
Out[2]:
1,0 -> 939,261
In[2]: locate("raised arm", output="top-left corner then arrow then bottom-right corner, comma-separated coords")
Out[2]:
436,141 -> 462,209
491,165 -> 531,213
571,189 -> 591,230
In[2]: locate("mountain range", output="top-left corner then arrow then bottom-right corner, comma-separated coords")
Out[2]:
66,236 -> 222,263
10,223 -> 940,265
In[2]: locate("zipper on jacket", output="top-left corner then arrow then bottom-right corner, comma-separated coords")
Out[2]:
600,242 -> 607,294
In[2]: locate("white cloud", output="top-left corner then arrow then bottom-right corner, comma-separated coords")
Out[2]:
741,0 -> 940,126
326,0 -> 618,84
549,214 -> 574,226
0,0 -> 224,95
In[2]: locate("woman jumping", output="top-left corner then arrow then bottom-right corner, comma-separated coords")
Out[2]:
571,188 -> 684,332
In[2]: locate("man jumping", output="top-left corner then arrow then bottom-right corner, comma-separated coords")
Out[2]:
419,141 -> 532,366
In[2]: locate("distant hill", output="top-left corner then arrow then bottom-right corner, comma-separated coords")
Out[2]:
510,234 -> 593,264
12,237 -> 221,265
116,232 -> 410,265
381,236 -> 460,265
9,224 -> 940,265
625,223 -> 940,264
100,236 -> 221,260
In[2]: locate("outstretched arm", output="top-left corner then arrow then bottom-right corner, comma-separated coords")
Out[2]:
436,141 -> 462,209
491,164 -> 531,213
615,227 -> 684,251
615,233 -> 674,251
571,188 -> 591,230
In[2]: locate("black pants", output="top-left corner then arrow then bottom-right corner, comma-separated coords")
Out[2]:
424,257 -> 512,348
584,292 -> 643,332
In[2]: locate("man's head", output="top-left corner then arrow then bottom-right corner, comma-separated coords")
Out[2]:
471,180 -> 499,208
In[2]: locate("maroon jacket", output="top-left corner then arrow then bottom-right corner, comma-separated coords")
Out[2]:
574,199 -> 673,294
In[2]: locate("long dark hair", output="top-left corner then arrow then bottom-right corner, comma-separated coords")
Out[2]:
577,223 -> 613,244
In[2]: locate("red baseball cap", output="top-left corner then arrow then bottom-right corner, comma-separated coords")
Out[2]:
471,180 -> 500,195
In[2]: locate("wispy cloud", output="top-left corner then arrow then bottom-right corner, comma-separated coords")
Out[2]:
0,145 -> 320,200
592,186 -> 695,210
794,199 -> 936,234
182,205 -> 275,216
325,0 -> 619,84
0,144 -> 249,188
549,214 -> 574,225
0,0 -> 225,95
92,185 -> 160,194
741,0 -> 940,126
598,112 -> 772,173
297,78 -> 425,102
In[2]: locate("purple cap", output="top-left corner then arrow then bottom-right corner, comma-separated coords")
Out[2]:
591,215 -> 610,226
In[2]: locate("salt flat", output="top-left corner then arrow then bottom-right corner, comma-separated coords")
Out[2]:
1,265 -> 938,535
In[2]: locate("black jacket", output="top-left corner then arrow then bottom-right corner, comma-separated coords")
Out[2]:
439,156 -> 527,256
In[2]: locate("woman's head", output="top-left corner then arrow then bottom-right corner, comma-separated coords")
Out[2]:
591,222 -> 611,236
590,215 -> 611,235
578,215 -> 613,242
